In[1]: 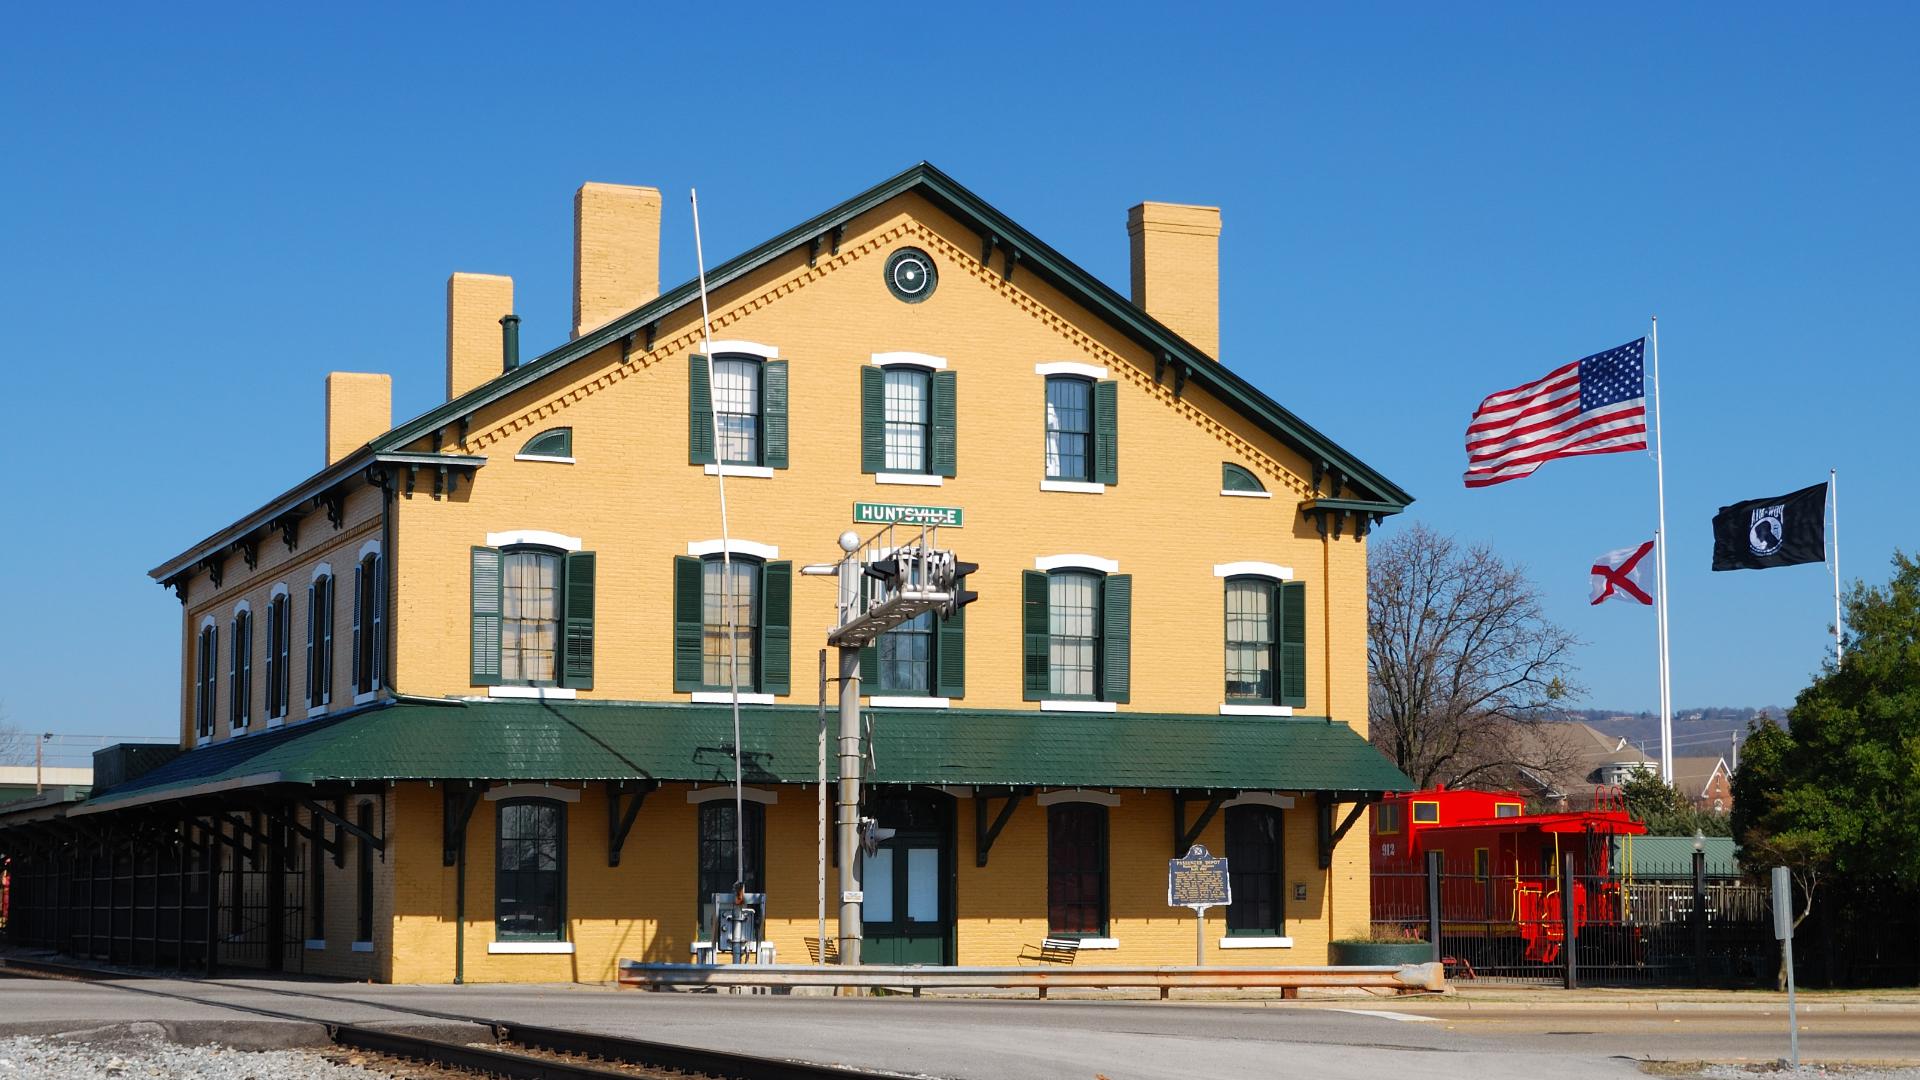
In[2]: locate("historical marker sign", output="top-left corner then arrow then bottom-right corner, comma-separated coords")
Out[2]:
853,502 -> 963,529
1168,844 -> 1232,910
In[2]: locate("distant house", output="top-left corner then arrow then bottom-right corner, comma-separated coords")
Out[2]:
1670,755 -> 1734,814
1510,722 -> 1657,809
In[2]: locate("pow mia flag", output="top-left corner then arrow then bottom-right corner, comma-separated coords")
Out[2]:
1711,482 -> 1827,571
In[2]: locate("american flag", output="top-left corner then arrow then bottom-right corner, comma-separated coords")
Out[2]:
1463,338 -> 1648,488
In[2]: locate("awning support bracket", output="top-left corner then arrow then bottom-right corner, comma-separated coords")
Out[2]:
606,780 -> 657,867
442,786 -> 482,867
304,799 -> 384,854
1318,796 -> 1372,869
974,787 -> 1029,867
1173,790 -> 1233,856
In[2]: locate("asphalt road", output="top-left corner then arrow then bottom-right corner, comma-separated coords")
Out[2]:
2,974 -> 1915,1080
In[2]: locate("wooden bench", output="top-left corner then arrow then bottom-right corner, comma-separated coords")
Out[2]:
1017,937 -> 1080,996
804,936 -> 839,963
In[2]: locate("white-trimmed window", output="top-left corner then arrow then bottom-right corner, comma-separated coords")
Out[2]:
352,549 -> 383,698
196,619 -> 218,739
229,606 -> 253,731
307,571 -> 334,710
265,590 -> 292,721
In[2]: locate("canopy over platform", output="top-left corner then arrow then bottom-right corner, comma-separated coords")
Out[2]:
71,699 -> 1410,815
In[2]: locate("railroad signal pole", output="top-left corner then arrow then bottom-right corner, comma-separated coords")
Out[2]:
806,524 -> 973,968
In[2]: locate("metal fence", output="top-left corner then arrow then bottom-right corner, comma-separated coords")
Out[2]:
1373,855 -> 1774,987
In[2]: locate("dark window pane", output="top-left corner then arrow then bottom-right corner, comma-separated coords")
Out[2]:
877,611 -> 933,694
496,800 -> 565,940
1047,803 -> 1106,936
697,801 -> 765,939
1225,805 -> 1282,935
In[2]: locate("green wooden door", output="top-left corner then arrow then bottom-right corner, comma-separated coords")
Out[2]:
860,791 -> 953,965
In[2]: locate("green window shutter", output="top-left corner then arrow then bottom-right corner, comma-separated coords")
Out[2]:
762,360 -> 789,469
1093,380 -> 1119,485
672,556 -> 704,692
688,354 -> 714,465
931,369 -> 957,478
560,551 -> 596,690
859,365 -> 885,474
1280,580 -> 1307,709
470,547 -> 503,686
761,561 -> 792,695
1022,570 -> 1050,700
1101,574 -> 1132,704
935,588 -> 966,699
859,642 -> 877,687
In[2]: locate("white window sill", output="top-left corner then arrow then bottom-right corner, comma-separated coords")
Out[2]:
1220,936 -> 1293,949
875,472 -> 944,487
704,464 -> 773,478
1040,479 -> 1105,494
351,941 -> 374,953
488,940 -> 575,955
1041,700 -> 1118,714
1220,489 -> 1273,499
1075,937 -> 1120,950
266,716 -> 286,729
304,939 -> 327,951
195,735 -> 211,748
305,705 -> 329,719
690,691 -> 775,705
867,696 -> 950,709
1219,704 -> 1294,717
487,685 -> 577,700
515,454 -> 576,464
352,690 -> 381,706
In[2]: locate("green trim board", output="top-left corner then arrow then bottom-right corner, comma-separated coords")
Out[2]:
68,700 -> 1410,815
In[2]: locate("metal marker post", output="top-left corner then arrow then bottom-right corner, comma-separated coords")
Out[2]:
1772,866 -> 1799,1067
835,644 -> 863,967
1195,906 -> 1207,966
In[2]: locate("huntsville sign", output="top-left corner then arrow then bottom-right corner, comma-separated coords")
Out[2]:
853,502 -> 963,528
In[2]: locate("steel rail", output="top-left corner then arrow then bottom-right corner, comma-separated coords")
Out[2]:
620,960 -> 1449,993
0,956 -> 902,1080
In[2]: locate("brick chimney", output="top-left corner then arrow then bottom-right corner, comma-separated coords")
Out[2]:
572,182 -> 662,338
1127,201 -> 1222,358
325,372 -> 392,466
446,272 -> 514,400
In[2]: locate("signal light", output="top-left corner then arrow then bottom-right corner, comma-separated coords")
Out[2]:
944,562 -> 980,617
863,556 -> 900,584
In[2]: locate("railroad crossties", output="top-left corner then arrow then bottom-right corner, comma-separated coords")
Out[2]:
0,165 -> 1413,983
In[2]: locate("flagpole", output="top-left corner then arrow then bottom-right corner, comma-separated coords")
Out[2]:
1831,468 -> 1842,663
1650,317 -> 1674,785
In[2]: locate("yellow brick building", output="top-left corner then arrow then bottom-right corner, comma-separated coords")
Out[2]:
0,165 -> 1411,983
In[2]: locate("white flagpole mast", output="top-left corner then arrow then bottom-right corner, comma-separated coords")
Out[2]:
1831,468 -> 1843,663
1650,317 -> 1674,785
691,189 -> 749,923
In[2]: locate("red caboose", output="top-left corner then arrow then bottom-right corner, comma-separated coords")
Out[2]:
1371,786 -> 1647,965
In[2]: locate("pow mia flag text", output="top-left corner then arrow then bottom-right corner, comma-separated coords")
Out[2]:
1711,482 -> 1828,571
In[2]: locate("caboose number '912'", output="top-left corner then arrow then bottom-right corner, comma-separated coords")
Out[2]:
1371,786 -> 1648,967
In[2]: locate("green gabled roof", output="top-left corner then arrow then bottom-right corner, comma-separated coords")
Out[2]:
73,700 -> 1409,814
377,163 -> 1412,509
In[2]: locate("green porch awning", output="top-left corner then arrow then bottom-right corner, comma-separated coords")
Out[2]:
74,700 -> 1410,814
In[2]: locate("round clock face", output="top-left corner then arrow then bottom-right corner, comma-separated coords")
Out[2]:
885,247 -> 937,303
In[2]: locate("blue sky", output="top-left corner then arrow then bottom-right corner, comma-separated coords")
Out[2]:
3,4 -> 1915,742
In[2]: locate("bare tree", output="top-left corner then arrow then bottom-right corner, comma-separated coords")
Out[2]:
0,702 -> 26,766
1368,524 -> 1582,788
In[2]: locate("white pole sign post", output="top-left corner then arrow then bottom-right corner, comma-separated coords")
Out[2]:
1168,845 -> 1231,966
1771,866 -> 1799,1068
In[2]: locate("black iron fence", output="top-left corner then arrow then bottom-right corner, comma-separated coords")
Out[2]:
1373,853 -> 1774,987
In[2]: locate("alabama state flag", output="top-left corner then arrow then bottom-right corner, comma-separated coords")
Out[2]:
1590,540 -> 1656,606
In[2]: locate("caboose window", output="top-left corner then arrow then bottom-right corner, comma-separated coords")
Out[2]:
1375,802 -> 1401,834
1411,801 -> 1439,824
1495,802 -> 1522,818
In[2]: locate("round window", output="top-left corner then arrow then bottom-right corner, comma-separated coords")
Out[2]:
884,247 -> 937,303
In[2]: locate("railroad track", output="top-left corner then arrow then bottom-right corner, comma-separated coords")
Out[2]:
0,956 -> 905,1080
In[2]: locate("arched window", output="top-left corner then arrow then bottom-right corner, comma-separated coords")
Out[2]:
1221,462 -> 1268,496
352,551 -> 383,697
1046,802 -> 1107,937
1048,570 -> 1101,699
196,622 -> 218,738
883,366 -> 932,473
697,800 -> 765,940
229,608 -> 253,730
307,572 -> 334,710
265,592 -> 291,720
496,799 -> 565,942
672,547 -> 791,697
712,358 -> 763,466
703,555 -> 760,689
501,548 -> 561,685
518,427 -> 573,461
1225,577 -> 1276,703
1225,804 -> 1283,937
1044,376 -> 1093,482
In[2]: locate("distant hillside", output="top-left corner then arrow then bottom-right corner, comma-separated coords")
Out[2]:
1553,706 -> 1786,760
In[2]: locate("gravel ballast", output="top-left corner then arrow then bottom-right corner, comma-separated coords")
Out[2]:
0,1030 -> 390,1079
